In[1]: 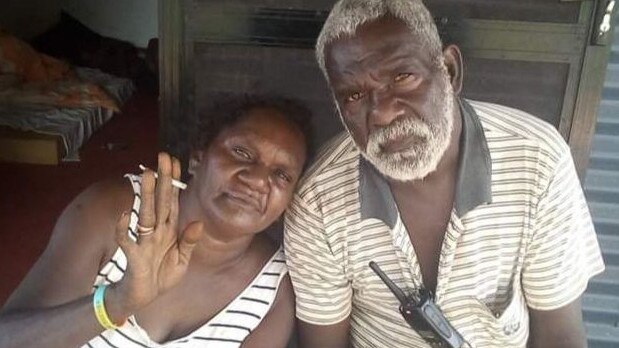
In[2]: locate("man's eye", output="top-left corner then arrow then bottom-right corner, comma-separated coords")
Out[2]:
346,91 -> 365,102
233,147 -> 252,160
394,73 -> 414,83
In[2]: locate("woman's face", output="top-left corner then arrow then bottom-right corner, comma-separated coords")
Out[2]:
190,107 -> 307,237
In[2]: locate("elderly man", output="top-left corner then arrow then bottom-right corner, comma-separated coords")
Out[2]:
284,0 -> 605,347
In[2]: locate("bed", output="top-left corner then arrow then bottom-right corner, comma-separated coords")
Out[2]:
0,31 -> 134,165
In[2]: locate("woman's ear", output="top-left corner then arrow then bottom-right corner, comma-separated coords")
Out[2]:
443,44 -> 464,95
188,151 -> 204,176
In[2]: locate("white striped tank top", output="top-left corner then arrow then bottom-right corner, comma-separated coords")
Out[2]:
83,174 -> 288,348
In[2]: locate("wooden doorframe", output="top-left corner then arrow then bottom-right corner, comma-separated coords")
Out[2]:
158,0 -> 615,179
569,0 -> 615,180
159,0 -> 192,158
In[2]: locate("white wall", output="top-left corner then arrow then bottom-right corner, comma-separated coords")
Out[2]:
62,0 -> 157,48
0,0 -> 62,39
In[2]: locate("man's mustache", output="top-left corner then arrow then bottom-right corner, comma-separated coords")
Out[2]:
368,117 -> 431,150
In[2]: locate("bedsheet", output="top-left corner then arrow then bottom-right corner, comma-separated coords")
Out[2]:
0,67 -> 134,161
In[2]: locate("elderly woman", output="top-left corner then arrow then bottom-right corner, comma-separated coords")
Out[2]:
0,95 -> 312,348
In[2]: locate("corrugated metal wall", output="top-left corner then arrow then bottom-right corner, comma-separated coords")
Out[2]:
583,20 -> 619,348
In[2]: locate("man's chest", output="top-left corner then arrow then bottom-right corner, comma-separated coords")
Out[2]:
340,200 -> 532,311
398,201 -> 453,293
340,204 -> 532,347
378,175 -> 457,292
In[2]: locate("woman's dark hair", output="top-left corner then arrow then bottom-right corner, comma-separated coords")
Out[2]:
189,94 -> 314,164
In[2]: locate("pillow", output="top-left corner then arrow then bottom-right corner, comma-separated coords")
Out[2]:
0,31 -> 73,83
0,31 -> 120,112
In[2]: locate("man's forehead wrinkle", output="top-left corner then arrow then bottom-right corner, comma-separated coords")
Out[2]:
329,40 -> 426,81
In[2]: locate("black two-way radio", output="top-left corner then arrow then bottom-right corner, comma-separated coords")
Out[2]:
369,261 -> 467,348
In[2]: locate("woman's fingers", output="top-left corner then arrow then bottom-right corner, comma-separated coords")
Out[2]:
172,156 -> 182,181
138,169 -> 156,244
168,157 -> 182,227
115,212 -> 136,256
155,152 -> 173,227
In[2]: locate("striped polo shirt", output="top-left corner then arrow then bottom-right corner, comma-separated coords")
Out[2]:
84,174 -> 289,348
284,99 -> 605,347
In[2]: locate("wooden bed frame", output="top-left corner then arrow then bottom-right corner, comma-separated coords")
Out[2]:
0,126 -> 64,165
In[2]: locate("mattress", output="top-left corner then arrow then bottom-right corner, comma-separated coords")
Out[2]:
0,67 -> 135,162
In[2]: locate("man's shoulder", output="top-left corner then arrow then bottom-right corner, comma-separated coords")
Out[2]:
468,99 -> 570,159
295,131 -> 360,198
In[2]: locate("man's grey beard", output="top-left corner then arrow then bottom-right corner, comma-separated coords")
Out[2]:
361,72 -> 455,182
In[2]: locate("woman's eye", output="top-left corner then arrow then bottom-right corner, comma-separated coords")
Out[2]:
346,91 -> 365,102
275,169 -> 292,183
233,147 -> 252,160
394,73 -> 414,83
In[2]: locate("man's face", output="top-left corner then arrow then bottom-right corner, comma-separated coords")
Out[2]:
324,16 -> 456,181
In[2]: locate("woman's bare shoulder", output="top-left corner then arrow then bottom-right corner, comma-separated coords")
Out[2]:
72,178 -> 134,213
51,177 -> 136,258
59,178 -> 134,230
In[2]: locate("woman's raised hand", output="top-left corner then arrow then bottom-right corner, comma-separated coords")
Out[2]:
110,152 -> 204,317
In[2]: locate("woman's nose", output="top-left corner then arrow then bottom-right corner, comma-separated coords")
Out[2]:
238,165 -> 270,194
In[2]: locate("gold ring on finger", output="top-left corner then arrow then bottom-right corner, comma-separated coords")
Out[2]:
137,223 -> 156,236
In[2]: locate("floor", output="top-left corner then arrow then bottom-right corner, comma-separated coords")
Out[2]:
0,90 -> 158,305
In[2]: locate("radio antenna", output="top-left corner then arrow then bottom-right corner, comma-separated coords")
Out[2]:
369,261 -> 408,304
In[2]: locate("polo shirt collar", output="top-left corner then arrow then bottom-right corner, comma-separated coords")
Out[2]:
359,98 -> 492,229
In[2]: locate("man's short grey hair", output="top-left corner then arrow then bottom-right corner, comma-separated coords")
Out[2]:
316,0 -> 443,80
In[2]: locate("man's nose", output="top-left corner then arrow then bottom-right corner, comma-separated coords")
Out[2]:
369,89 -> 402,127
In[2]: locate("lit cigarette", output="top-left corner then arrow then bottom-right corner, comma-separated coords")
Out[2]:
139,164 -> 187,190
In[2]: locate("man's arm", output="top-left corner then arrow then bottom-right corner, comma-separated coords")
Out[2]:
528,297 -> 587,348
243,275 -> 295,348
297,318 -> 351,348
522,136 -> 602,348
284,191 -> 353,348
244,274 -> 352,348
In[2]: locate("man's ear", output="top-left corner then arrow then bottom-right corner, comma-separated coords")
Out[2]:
188,151 -> 204,176
443,44 -> 464,95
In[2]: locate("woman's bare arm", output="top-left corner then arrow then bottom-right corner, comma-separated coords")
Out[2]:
0,180 -> 132,348
0,153 -> 203,348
